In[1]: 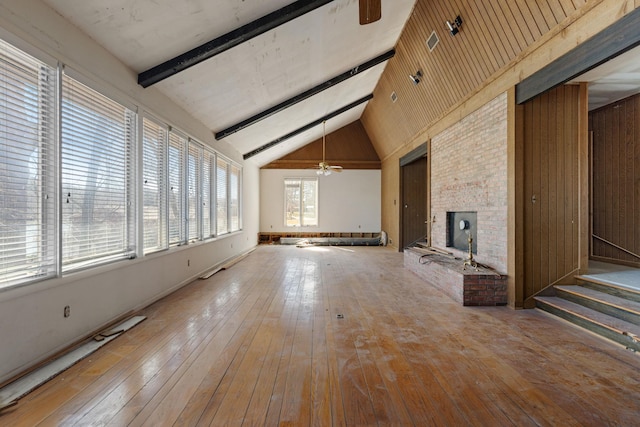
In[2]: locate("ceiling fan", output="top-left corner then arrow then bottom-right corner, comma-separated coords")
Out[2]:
315,121 -> 343,176
359,0 -> 382,25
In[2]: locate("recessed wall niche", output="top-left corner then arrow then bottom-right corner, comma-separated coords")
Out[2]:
446,211 -> 477,254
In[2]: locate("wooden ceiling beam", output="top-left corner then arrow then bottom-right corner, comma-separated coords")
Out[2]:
138,0 -> 335,88
516,6 -> 640,104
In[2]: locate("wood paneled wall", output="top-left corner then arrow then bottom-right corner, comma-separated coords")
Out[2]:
362,0 -> 587,161
262,120 -> 380,169
589,93 -> 640,266
372,0 -> 636,257
521,85 -> 581,303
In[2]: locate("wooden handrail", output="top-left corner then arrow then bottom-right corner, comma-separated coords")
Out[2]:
592,235 -> 640,260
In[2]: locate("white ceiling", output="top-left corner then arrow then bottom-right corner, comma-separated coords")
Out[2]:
570,44 -> 640,111
43,0 -> 417,166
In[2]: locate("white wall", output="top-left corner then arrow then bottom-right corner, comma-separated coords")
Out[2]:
260,169 -> 381,233
0,0 -> 259,384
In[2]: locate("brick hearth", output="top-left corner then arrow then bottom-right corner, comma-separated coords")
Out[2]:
404,248 -> 507,306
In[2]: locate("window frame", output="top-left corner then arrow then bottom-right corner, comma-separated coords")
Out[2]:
284,177 -> 318,228
0,35 -> 245,291
59,69 -> 137,272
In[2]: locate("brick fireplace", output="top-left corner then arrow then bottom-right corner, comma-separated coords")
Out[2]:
404,93 -> 508,306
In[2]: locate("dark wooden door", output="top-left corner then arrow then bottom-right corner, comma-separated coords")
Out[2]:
401,157 -> 428,250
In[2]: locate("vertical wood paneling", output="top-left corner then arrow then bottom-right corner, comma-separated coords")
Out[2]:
362,0 -> 584,160
262,121 -> 380,169
589,94 -> 640,266
522,85 -> 581,302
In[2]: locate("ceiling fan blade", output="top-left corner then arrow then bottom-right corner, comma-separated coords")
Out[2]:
330,165 -> 343,172
359,0 -> 381,25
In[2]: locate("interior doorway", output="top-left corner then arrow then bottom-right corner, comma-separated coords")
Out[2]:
400,143 -> 429,251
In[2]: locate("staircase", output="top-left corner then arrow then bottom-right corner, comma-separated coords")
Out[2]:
535,276 -> 640,352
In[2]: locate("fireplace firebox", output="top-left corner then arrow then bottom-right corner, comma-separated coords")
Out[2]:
446,211 -> 477,254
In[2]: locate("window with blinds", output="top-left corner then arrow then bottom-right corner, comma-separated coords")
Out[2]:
168,130 -> 186,245
61,73 -> 136,271
187,141 -> 202,241
216,157 -> 228,235
202,149 -> 214,238
230,164 -> 241,232
0,36 -> 245,289
142,116 -> 167,253
0,40 -> 57,288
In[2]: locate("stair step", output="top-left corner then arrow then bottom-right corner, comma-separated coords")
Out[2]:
555,285 -> 640,326
575,275 -> 640,303
535,296 -> 640,352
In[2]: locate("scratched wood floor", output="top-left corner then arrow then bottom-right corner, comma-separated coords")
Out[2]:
2,245 -> 639,426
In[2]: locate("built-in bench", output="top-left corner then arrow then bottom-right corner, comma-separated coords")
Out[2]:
404,247 -> 507,306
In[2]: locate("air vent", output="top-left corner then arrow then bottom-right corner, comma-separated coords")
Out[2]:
390,91 -> 398,103
426,30 -> 439,52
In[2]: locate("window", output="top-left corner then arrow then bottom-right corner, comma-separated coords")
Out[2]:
216,157 -> 228,235
229,164 -> 241,232
60,73 -> 136,271
187,141 -> 201,241
142,116 -> 167,253
168,130 -> 186,245
284,178 -> 318,227
0,40 -> 56,287
0,36 -> 244,289
202,149 -> 214,238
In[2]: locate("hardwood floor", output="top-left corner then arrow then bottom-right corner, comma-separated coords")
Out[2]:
2,245 -> 639,426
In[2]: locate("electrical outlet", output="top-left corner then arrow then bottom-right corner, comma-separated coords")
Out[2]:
63,305 -> 70,318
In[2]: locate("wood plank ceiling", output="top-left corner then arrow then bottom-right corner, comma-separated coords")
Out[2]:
362,0 -> 588,161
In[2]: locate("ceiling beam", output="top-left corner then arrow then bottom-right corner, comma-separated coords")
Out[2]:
516,6 -> 640,104
138,0 -> 335,88
215,49 -> 395,140
243,94 -> 373,160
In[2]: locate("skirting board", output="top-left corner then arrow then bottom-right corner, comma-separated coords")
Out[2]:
0,315 -> 146,410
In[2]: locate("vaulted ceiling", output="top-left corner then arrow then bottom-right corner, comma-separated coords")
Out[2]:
42,0 -> 417,166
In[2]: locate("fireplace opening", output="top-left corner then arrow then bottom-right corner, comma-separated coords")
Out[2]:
447,211 -> 477,254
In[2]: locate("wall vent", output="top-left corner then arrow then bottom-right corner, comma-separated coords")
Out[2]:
426,30 -> 439,52
390,91 -> 398,103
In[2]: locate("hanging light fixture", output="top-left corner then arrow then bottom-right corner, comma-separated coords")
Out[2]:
315,121 -> 343,176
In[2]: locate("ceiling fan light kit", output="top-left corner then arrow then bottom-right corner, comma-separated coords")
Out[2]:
315,121 -> 343,176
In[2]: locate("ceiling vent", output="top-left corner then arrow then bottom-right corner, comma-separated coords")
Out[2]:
426,31 -> 439,52
390,91 -> 398,103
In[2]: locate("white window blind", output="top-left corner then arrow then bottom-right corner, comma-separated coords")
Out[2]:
216,157 -> 228,235
187,141 -> 201,241
284,178 -> 318,227
202,149 -> 214,238
61,73 -> 136,271
142,116 -> 167,253
168,129 -> 186,245
0,40 -> 57,288
230,164 -> 241,232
